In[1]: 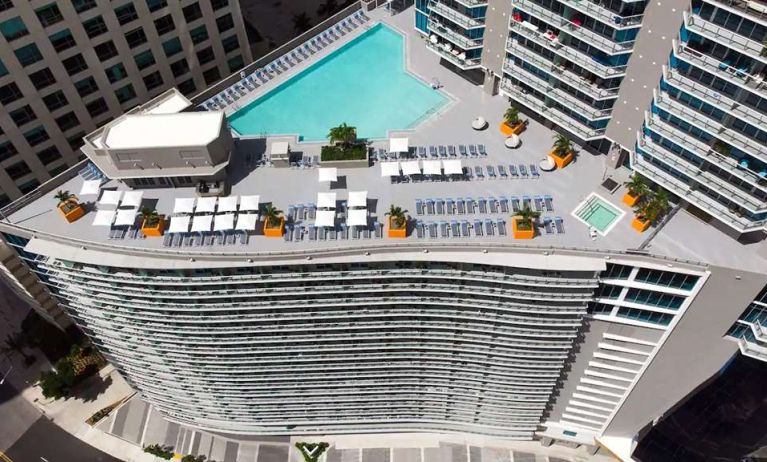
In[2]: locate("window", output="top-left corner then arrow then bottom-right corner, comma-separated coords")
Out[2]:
124,27 -> 147,48
29,70 -> 56,94
86,98 -> 109,118
55,112 -> 79,131
35,4 -> 63,27
115,84 -> 136,104
67,132 -> 85,151
211,0 -> 228,10
49,29 -> 76,52
228,55 -> 243,72
143,71 -> 163,91
624,288 -> 685,310
83,16 -> 108,39
42,90 -> 68,111
36,146 -> 61,165
74,76 -> 98,97
602,263 -> 632,280
14,44 -> 42,67
216,13 -> 234,33
0,59 -> 7,77
0,0 -> 12,13
18,179 -> 39,194
134,50 -> 155,70
5,161 -> 31,180
23,126 -> 48,146
63,54 -> 88,76
72,0 -> 96,13
94,41 -> 119,62
0,141 -> 17,162
146,0 -> 167,12
162,37 -> 182,57
190,25 -> 208,44
634,269 -> 700,291
222,35 -> 239,53
203,67 -> 220,85
183,3 -> 203,22
1,17 -> 28,42
105,63 -> 128,83
616,307 -> 673,326
114,3 -> 138,25
48,164 -> 67,176
10,105 -> 36,126
170,58 -> 189,77
177,78 -> 196,95
197,46 -> 215,64
154,14 -> 175,36
0,82 -> 22,105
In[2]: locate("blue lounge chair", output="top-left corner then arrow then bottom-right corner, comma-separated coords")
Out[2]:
416,221 -> 425,238
474,166 -> 484,179
439,145 -> 448,158
448,146 -> 457,157
474,219 -> 483,236
555,216 -> 565,233
446,198 -> 455,214
530,164 -> 540,178
456,198 -> 466,214
469,145 -> 478,157
429,146 -> 438,158
544,216 -> 553,234
497,219 -> 507,236
451,220 -> 461,237
459,145 -> 468,157
499,197 -> 509,213
489,197 -> 498,213
544,195 -> 554,212
509,164 -> 519,178
511,196 -> 521,212
485,218 -> 495,236
440,221 -> 449,238
478,144 -> 487,156
519,164 -> 528,177
436,199 -> 445,215
498,165 -> 508,178
466,198 -> 476,214
426,199 -> 435,215
428,222 -> 438,238
478,197 -> 488,214
416,199 -> 424,215
461,220 -> 470,237
522,195 -> 532,210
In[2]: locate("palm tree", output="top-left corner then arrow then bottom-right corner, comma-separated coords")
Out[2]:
262,204 -> 283,228
140,207 -> 160,227
328,123 -> 357,148
634,190 -> 670,225
2,332 -> 35,365
515,206 -> 540,231
317,0 -> 339,17
54,190 -> 74,205
624,174 -> 648,199
292,12 -> 312,34
385,205 -> 408,229
552,133 -> 574,156
504,106 -> 520,126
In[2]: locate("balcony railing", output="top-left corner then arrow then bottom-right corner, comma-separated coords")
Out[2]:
428,20 -> 484,49
685,11 -> 765,60
425,41 -> 483,69
557,0 -> 644,29
703,0 -> 767,23
429,1 -> 486,29
674,41 -> 767,98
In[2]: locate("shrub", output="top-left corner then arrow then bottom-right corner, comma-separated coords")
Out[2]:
320,145 -> 367,162
39,358 -> 77,399
144,444 -> 174,459
295,442 -> 329,462
181,455 -> 207,462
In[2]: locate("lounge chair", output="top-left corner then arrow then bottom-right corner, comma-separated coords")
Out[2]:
428,222 -> 438,238
416,199 -> 424,215
446,198 -> 455,214
555,216 -> 565,233
519,164 -> 528,177
466,198 -> 476,214
485,219 -> 495,236
530,164 -> 540,178
478,144 -> 487,156
293,225 -> 303,241
534,196 -> 544,212
363,228 -> 371,239
416,221 -> 425,238
440,221 -> 449,238
474,219 -> 483,236
162,234 -> 172,247
456,198 -> 466,214
308,225 -> 317,240
464,167 -> 473,179
319,227 -> 327,240
474,166 -> 484,179
436,199 -> 445,215
340,223 -> 349,239
478,197 -> 488,214
429,146 -> 438,158
544,195 -> 554,212
509,164 -> 519,178
352,226 -> 360,239
448,146 -> 457,157
308,203 -> 317,219
426,199 -> 435,215
498,165 -> 508,178
469,145 -> 478,157
497,219 -> 507,236
511,196 -> 520,212
439,145 -> 447,158
487,165 -> 496,178
544,217 -> 553,234
375,221 -> 383,238
522,195 -> 532,210
418,146 -> 426,158
459,145 -> 468,157
451,221 -> 461,237
329,228 -> 337,239
499,197 -> 509,213
489,198 -> 498,213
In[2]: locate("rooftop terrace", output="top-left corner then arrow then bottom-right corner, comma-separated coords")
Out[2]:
3,7 -> 767,274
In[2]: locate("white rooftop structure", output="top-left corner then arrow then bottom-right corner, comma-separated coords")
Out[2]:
423,160 -> 441,175
102,112 -> 224,150
240,195 -> 260,212
168,215 -> 190,233
99,190 -> 123,206
381,162 -> 400,177
79,180 -> 102,196
348,191 -> 368,208
92,209 -> 116,227
346,209 -> 368,226
235,213 -> 258,231
173,198 -> 196,214
196,197 -> 217,214
271,141 -> 290,156
191,215 -> 213,232
402,161 -> 421,176
143,91 -> 192,115
315,210 -> 336,227
218,196 -> 238,213
389,137 -> 409,153
443,159 -> 463,175
317,192 -> 337,209
114,209 -> 138,226
214,213 -> 235,231
318,168 -> 338,182
121,191 -> 144,208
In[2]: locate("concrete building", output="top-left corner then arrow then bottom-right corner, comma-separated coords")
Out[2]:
0,0 -> 251,205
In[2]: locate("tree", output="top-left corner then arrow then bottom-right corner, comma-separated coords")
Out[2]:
327,123 -> 357,148
262,204 -> 283,227
143,444 -> 174,460
551,133 -> 574,156
141,207 -> 160,227
624,174 -> 648,199
1,332 -> 35,365
292,13 -> 312,34
515,206 -> 540,231
635,190 -> 671,225
385,205 -> 408,229
317,0 -> 339,17
39,358 -> 77,399
504,106 -> 520,126
54,190 -> 74,205
181,455 -> 207,462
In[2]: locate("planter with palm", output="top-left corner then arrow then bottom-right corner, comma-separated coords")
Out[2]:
328,123 -> 357,148
55,190 -> 85,223
549,134 -> 575,168
263,204 -> 285,237
500,106 -> 525,136
623,174 -> 648,207
386,204 -> 408,238
322,123 -> 367,162
512,206 -> 540,239
140,207 -> 165,237
632,189 -> 671,232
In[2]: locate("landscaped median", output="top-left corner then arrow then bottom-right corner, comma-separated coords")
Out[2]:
320,123 -> 369,168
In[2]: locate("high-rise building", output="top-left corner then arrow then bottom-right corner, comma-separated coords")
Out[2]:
0,0 -> 251,205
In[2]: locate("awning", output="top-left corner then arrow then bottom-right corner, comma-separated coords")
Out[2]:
121,191 -> 144,208
214,213 -> 235,231
317,192 -> 337,209
235,213 -> 258,231
240,195 -> 260,212
98,190 -> 122,206
218,196 -> 238,212
173,198 -> 196,214
380,162 -> 400,177
443,159 -> 463,175
315,210 -> 335,227
271,141 -> 289,156
114,209 -> 137,226
191,215 -> 212,232
401,161 -> 421,176
196,197 -> 217,213
91,209 -> 116,226
346,208 -> 367,226
389,137 -> 409,153
423,160 -> 442,175
168,215 -> 190,233
79,179 -> 102,196
318,168 -> 337,182
348,191 -> 368,208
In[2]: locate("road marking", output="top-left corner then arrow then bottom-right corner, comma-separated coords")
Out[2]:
0,450 -> 13,462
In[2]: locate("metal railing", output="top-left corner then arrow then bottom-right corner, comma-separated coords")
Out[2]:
557,0 -> 644,28
685,10 -> 765,58
428,1 -> 486,29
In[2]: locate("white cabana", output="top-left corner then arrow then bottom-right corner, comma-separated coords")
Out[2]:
271,141 -> 290,157
401,161 -> 421,176
168,215 -> 191,233
121,191 -> 144,208
214,213 -> 235,231
443,159 -> 463,175
318,168 -> 337,182
380,162 -> 400,177
235,213 -> 258,231
317,192 -> 337,209
114,209 -> 137,226
191,215 -> 212,232
91,209 -> 116,226
423,160 -> 442,175
348,191 -> 368,208
173,198 -> 196,214
218,196 -> 238,213
98,190 -> 122,206
315,210 -> 335,227
79,179 -> 102,196
196,197 -> 217,213
389,137 -> 409,153
346,209 -> 368,226
240,195 -> 260,212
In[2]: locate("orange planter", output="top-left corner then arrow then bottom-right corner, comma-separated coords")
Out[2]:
141,216 -> 166,237
264,217 -> 285,237
58,200 -> 85,223
500,121 -> 525,136
623,192 -> 640,207
549,149 -> 574,169
632,216 -> 651,232
511,217 -> 535,239
387,216 -> 407,238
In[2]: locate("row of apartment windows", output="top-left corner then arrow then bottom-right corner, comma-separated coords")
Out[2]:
589,302 -> 674,326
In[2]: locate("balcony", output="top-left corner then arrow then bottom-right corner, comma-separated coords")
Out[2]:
684,11 -> 766,61
429,1 -> 486,29
737,337 -> 767,362
674,40 -> 767,98
425,41 -> 483,69
702,0 -> 767,24
453,0 -> 488,6
428,20 -> 484,49
557,0 -> 644,29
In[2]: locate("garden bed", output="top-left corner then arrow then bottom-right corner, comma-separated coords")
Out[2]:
320,145 -> 368,164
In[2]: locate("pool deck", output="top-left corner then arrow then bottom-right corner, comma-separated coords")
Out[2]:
5,7 -> 767,273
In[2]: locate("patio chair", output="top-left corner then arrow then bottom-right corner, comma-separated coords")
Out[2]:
284,226 -> 293,241
448,146 -> 457,157
511,196 -> 521,212
418,146 -> 427,158
319,227 -> 327,240
452,220 -> 461,237
426,199 -> 435,215
485,219 -> 495,236
308,225 -> 317,240
162,234 -> 172,247
509,164 -> 519,178
464,167 -> 473,179
446,198 -> 456,214
374,221 -> 383,238
466,198 -> 476,214
329,228 -> 337,240
456,198 -> 466,214
296,204 -> 306,220
489,197 -> 498,213
478,197 -> 488,214
530,164 -> 540,178
534,196 -> 544,212
487,165 -> 496,178
440,221 -> 449,238
499,197 -> 509,213
340,223 -> 349,239
555,216 -> 565,233
544,195 -> 554,212
474,219 -> 483,236
478,144 -> 488,156
416,199 -> 424,215
294,225 -> 303,241
544,216 -> 553,234
522,195 -> 532,210
459,220 -> 469,237
428,222 -> 438,238
459,145 -> 468,157
497,219 -> 507,236
436,199 -> 445,215
498,165 -> 508,178
469,145 -> 478,157
474,166 -> 484,179
429,146 -> 438,158
172,233 -> 182,247
519,164 -> 528,177
308,203 -> 317,219
416,221 -> 424,238
439,145 -> 448,158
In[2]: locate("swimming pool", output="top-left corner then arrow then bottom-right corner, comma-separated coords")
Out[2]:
228,24 -> 448,141
571,193 -> 625,236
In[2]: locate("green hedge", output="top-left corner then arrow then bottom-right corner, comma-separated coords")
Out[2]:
320,144 -> 367,161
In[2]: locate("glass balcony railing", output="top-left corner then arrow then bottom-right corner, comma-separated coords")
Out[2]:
425,41 -> 483,69
674,41 -> 766,98
557,0 -> 644,28
428,19 -> 484,49
684,11 -> 765,60
429,1 -> 486,29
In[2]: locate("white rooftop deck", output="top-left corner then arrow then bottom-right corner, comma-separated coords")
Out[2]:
103,112 -> 223,149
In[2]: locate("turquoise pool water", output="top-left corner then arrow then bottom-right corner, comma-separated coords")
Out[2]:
228,24 -> 448,141
575,195 -> 623,233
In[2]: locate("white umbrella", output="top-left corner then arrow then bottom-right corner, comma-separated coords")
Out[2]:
235,213 -> 258,231
271,141 -> 290,157
79,179 -> 102,196
348,191 -> 368,208
381,162 -> 400,177
240,195 -> 260,211
173,198 -> 196,214
196,197 -> 217,213
114,209 -> 137,226
401,161 -> 421,176
505,134 -> 521,148
214,213 -> 235,231
317,192 -> 337,209
443,159 -> 463,175
444,42 -> 452,52
389,137 -> 409,153
315,210 -> 335,227
472,117 -> 488,130
430,34 -> 438,44
168,215 -> 191,233
540,156 -> 557,171
121,191 -> 144,208
218,196 -> 238,212
92,209 -> 116,226
423,160 -> 442,175
318,168 -> 337,182
346,209 -> 367,226
458,52 -> 467,61
98,190 -> 122,206
191,215 -> 212,232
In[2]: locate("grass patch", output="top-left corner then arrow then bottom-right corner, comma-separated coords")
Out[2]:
320,144 -> 367,162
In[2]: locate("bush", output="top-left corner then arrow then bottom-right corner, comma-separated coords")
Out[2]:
39,358 -> 77,399
320,144 -> 367,162
295,442 -> 329,462
181,455 -> 207,462
144,444 -> 174,459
